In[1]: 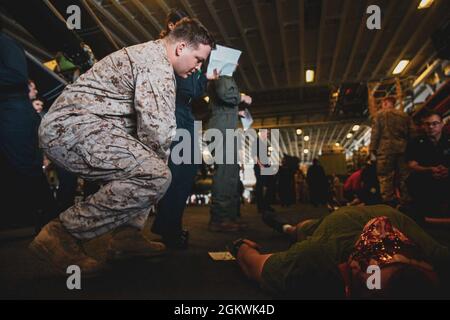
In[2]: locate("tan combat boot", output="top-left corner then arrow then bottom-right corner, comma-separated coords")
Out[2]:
106,226 -> 166,260
29,219 -> 104,275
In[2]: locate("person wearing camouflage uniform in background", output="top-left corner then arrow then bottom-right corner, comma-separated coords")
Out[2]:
369,96 -> 413,207
29,18 -> 214,274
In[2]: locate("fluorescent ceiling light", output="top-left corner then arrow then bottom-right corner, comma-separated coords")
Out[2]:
393,60 -> 410,75
418,0 -> 434,9
306,69 -> 314,83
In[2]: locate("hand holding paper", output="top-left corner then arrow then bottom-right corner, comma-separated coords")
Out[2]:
207,45 -> 242,78
240,108 -> 253,131
207,68 -> 220,80
240,94 -> 252,105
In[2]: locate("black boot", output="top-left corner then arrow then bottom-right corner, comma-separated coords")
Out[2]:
162,230 -> 189,250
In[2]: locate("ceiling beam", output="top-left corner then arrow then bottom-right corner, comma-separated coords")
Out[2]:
312,128 -> 321,160
110,0 -> 154,40
87,0 -> 140,44
0,12 -> 54,59
339,126 -> 348,148
279,132 -> 289,155
228,0 -> 265,89
81,0 -> 122,49
179,0 -> 197,19
318,126 -> 329,156
46,0 -> 126,49
25,50 -> 68,87
43,0 -> 67,24
347,125 -> 369,150
327,124 -> 338,147
252,99 -> 327,108
130,0 -> 163,32
294,129 -> 300,158
281,130 -> 288,156
252,0 -> 278,87
299,0 -> 305,86
299,129 -> 305,162
356,1 -> 396,81
285,131 -> 294,156
301,129 -> 306,161
315,0 -> 329,83
252,109 -> 329,120
338,124 -> 351,147
343,126 -> 360,150
307,128 -> 312,162
343,133 -> 354,150
342,0 -> 369,81
270,130 -> 283,159
275,0 -> 291,86
369,1 -> 417,80
155,0 -> 171,15
384,2 -> 438,77
2,28 -> 53,60
0,12 -> 37,39
329,0 -> 352,82
348,126 -> 371,151
251,116 -> 367,128
203,0 -> 252,91
404,39 -> 432,75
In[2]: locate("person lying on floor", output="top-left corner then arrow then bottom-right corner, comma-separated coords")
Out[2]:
231,205 -> 450,299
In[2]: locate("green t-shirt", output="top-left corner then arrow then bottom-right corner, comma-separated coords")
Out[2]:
261,205 -> 450,299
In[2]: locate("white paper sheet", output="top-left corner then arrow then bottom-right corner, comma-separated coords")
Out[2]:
208,251 -> 236,261
240,108 -> 253,131
207,45 -> 242,77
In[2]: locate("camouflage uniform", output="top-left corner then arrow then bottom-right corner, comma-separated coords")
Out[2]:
369,108 -> 412,205
39,40 -> 176,240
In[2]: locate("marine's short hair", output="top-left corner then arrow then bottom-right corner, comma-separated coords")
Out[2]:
167,17 -> 215,49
